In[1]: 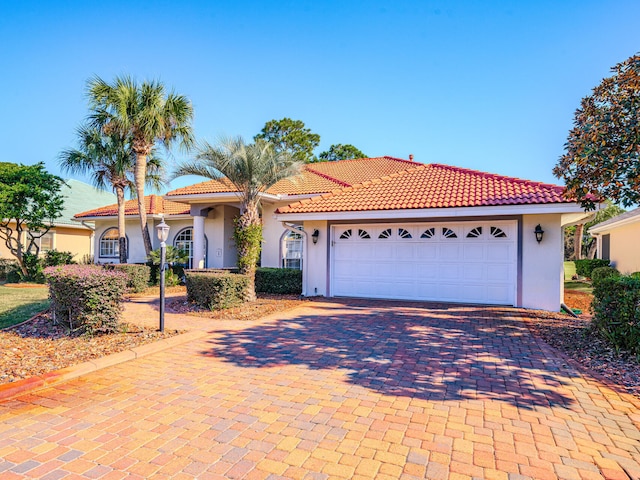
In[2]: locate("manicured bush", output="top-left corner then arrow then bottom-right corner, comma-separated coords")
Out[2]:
104,264 -> 150,293
22,252 -> 45,283
590,266 -> 621,288
255,267 -> 302,294
44,249 -> 75,267
631,272 -> 640,280
592,275 -> 640,356
574,258 -> 610,278
0,258 -> 18,280
44,265 -> 128,335
185,271 -> 250,310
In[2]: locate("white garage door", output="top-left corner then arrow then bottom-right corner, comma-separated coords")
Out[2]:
331,221 -> 517,305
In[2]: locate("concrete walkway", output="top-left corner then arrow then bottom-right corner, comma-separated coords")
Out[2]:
1,298 -> 639,479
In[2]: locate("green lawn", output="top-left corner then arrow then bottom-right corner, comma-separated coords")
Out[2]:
0,284 -> 50,329
564,261 -> 593,293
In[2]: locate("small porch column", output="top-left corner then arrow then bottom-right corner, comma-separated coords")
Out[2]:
191,206 -> 212,269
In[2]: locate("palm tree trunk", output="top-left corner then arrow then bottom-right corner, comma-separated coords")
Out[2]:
134,153 -> 153,256
116,186 -> 127,263
235,202 -> 262,302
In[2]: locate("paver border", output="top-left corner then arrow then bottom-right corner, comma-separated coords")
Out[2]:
0,330 -> 206,402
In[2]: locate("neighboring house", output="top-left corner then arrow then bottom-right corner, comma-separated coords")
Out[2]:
0,179 -> 116,262
589,207 -> 640,274
75,156 -> 591,311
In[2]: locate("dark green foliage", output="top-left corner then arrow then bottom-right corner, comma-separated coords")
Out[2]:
591,266 -> 621,288
631,272 -> 640,280
255,118 -> 320,163
185,271 -> 250,310
44,250 -> 75,267
0,162 -> 65,276
0,258 -> 18,280
104,264 -> 150,293
554,54 -> 640,209
591,275 -> 640,356
574,259 -> 610,278
255,268 -> 302,294
44,265 -> 127,335
22,252 -> 45,283
318,144 -> 367,162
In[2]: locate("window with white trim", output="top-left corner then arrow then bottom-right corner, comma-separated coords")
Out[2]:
99,228 -> 121,258
174,227 -> 208,269
282,227 -> 303,270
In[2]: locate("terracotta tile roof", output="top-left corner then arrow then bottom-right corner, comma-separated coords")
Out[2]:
305,156 -> 418,186
276,163 -> 570,214
166,156 -> 418,197
75,195 -> 190,218
165,177 -> 237,196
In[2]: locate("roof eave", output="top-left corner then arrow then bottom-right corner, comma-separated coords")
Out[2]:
274,202 -> 587,222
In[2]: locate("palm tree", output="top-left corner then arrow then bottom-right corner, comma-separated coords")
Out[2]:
173,137 -> 302,300
59,125 -> 166,263
86,75 -> 194,256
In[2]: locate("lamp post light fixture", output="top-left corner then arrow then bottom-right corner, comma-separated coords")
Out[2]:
311,229 -> 320,245
534,224 -> 544,243
156,216 -> 170,332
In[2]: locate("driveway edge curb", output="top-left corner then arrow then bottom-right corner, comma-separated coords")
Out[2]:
0,330 -> 206,402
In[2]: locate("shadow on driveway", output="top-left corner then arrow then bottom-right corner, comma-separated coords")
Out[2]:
203,299 -> 579,409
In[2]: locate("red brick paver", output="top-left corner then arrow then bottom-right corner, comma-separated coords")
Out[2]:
1,299 -> 639,479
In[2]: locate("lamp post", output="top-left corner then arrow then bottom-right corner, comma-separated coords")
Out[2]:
156,216 -> 170,332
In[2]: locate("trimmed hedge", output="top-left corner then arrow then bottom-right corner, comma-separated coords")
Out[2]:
185,271 -> 249,310
591,266 -> 621,288
44,265 -> 128,335
255,268 -> 302,294
574,258 -> 610,278
104,264 -> 150,293
592,275 -> 640,356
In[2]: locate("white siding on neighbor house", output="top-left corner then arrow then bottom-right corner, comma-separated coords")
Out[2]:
521,214 -> 563,312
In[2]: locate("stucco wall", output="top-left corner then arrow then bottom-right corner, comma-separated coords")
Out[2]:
262,202 -> 291,268
521,214 -> 563,311
0,225 -> 92,261
609,223 -> 640,274
302,220 -> 329,296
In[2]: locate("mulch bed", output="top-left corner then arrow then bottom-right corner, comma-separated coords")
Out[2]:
0,313 -> 180,385
167,294 -> 308,321
527,291 -> 640,399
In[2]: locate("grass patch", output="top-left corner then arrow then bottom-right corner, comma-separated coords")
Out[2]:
564,261 -> 576,281
0,285 -> 50,329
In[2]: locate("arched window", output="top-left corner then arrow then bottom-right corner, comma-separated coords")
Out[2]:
99,228 -> 125,259
281,227 -> 303,270
174,227 -> 208,269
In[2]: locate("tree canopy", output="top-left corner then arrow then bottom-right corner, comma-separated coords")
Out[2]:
86,75 -> 194,256
554,54 -> 640,210
255,118 -> 320,163
0,162 -> 65,275
318,144 -> 367,162
173,137 -> 302,300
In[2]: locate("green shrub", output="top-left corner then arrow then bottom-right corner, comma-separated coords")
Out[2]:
22,252 -> 45,283
44,249 -> 75,267
630,272 -> 640,280
0,258 -> 18,280
574,258 -> 610,278
591,266 -> 621,288
185,271 -> 250,310
104,264 -> 150,293
592,275 -> 640,356
6,268 -> 21,283
255,267 -> 302,294
44,265 -> 127,335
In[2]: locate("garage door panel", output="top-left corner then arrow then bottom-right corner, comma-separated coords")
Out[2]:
332,221 -> 517,305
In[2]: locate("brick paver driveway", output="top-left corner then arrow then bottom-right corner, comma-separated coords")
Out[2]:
1,299 -> 639,479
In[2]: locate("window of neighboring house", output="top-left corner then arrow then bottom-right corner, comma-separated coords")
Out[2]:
174,227 -> 208,269
281,227 -> 303,270
99,228 -> 125,259
38,231 -> 55,253
602,234 -> 611,261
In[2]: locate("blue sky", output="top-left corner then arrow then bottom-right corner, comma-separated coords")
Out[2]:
1,0 -> 639,193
